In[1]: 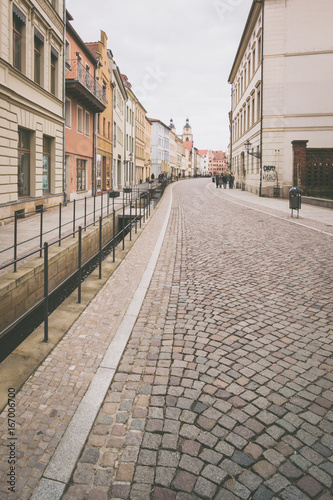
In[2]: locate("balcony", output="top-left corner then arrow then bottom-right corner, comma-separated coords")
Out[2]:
65,60 -> 107,113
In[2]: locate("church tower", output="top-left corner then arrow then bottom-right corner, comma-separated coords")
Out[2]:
182,118 -> 193,143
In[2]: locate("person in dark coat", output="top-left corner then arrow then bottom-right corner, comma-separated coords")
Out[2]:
215,175 -> 220,188
222,173 -> 228,189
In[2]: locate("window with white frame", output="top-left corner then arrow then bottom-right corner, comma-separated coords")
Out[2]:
85,111 -> 90,136
65,98 -> 71,128
77,106 -> 83,133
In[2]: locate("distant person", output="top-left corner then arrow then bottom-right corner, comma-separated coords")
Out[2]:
222,173 -> 228,189
215,175 -> 220,188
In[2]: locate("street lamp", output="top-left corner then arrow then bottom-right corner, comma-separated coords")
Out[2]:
244,140 -> 261,158
244,140 -> 262,197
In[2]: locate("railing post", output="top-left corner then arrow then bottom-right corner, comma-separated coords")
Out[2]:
84,197 -> 87,230
94,195 -> 96,226
99,216 -> 102,279
122,203 -> 125,250
113,209 -> 116,263
78,226 -> 82,304
14,212 -> 17,272
40,207 -> 43,257
73,199 -> 76,238
139,195 -> 142,228
130,196 -> 132,242
43,242 -> 49,343
148,190 -> 151,217
59,202 -> 62,246
107,191 -> 110,216
135,198 -> 137,234
101,192 -> 103,219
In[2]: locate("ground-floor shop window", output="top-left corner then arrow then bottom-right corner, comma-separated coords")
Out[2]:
96,155 -> 102,191
77,159 -> 86,191
43,136 -> 51,193
18,128 -> 30,197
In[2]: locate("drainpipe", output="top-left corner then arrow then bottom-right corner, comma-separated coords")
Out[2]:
258,0 -> 264,197
230,84 -> 233,173
62,4 -> 67,205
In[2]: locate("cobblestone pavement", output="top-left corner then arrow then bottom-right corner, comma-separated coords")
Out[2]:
62,180 -> 333,499
1,179 -> 333,500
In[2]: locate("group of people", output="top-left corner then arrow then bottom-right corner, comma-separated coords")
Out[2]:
215,172 -> 234,189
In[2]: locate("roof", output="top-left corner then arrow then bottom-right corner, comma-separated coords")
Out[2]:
198,150 -> 208,156
183,141 -> 193,151
148,118 -> 171,130
228,0 -> 262,83
66,13 -> 98,65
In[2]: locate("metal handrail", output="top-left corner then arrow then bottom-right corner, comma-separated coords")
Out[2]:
65,59 -> 107,106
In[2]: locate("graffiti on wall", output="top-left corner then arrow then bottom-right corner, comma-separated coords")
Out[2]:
263,165 -> 277,182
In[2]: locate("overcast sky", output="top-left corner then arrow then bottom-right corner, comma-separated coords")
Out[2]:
67,0 -> 253,151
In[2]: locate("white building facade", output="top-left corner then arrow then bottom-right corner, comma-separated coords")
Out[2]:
150,119 -> 170,178
110,56 -> 127,189
228,0 -> 333,198
0,0 -> 65,219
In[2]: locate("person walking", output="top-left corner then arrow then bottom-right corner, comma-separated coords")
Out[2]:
215,174 -> 220,188
222,173 -> 228,189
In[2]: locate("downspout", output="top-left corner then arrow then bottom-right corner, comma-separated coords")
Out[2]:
230,84 -> 233,173
259,0 -> 264,197
62,4 -> 67,205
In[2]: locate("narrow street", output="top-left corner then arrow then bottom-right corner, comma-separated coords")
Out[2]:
1,179 -> 333,500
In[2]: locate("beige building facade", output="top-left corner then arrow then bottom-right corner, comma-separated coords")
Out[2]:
229,0 -> 333,198
0,0 -> 65,219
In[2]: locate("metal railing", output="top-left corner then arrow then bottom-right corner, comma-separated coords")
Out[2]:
65,59 -> 107,107
0,180 -> 170,361
0,184 -> 160,274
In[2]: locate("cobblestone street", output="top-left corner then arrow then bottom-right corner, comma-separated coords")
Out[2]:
1,179 -> 333,499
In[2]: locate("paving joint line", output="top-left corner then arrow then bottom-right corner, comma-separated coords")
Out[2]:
207,182 -> 333,237
30,185 -> 174,500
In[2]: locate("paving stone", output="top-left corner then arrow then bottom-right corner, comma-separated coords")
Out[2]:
308,465 -> 332,489
224,478 -> 251,499
252,460 -> 277,480
178,454 -> 204,475
281,485 -> 311,500
252,485 -> 275,500
201,464 -> 228,484
155,467 -> 176,488
265,474 -> 290,493
297,476 -> 323,498
171,471 -> 196,493
193,477 -> 217,499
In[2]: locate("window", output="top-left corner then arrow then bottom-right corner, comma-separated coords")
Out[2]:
13,7 -> 25,72
65,98 -> 71,128
103,117 -> 106,137
258,37 -> 262,65
96,155 -> 102,191
43,136 -> 51,193
77,106 -> 83,133
257,88 -> 261,120
252,48 -> 256,74
85,112 -> 90,136
34,30 -> 44,85
252,96 -> 255,124
50,48 -> 58,95
18,128 -> 30,197
108,122 -> 110,139
77,159 -> 86,191
65,39 -> 70,67
113,121 -> 116,143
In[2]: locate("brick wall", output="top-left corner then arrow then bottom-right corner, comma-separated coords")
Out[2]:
292,141 -> 333,199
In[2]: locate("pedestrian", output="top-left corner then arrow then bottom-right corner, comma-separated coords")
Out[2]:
222,173 -> 227,189
215,175 -> 220,188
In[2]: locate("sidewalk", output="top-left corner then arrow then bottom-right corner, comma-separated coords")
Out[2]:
0,179 -> 332,500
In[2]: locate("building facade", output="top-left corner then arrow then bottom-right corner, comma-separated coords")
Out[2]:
150,119 -> 170,178
0,0 -> 65,219
122,77 -> 136,187
144,117 -> 151,181
86,32 -> 113,193
208,150 -> 228,176
109,56 -> 127,190
65,13 -> 106,201
228,0 -> 333,198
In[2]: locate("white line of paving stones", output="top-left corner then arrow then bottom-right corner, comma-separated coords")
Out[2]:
207,183 -> 333,238
30,186 -> 174,500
